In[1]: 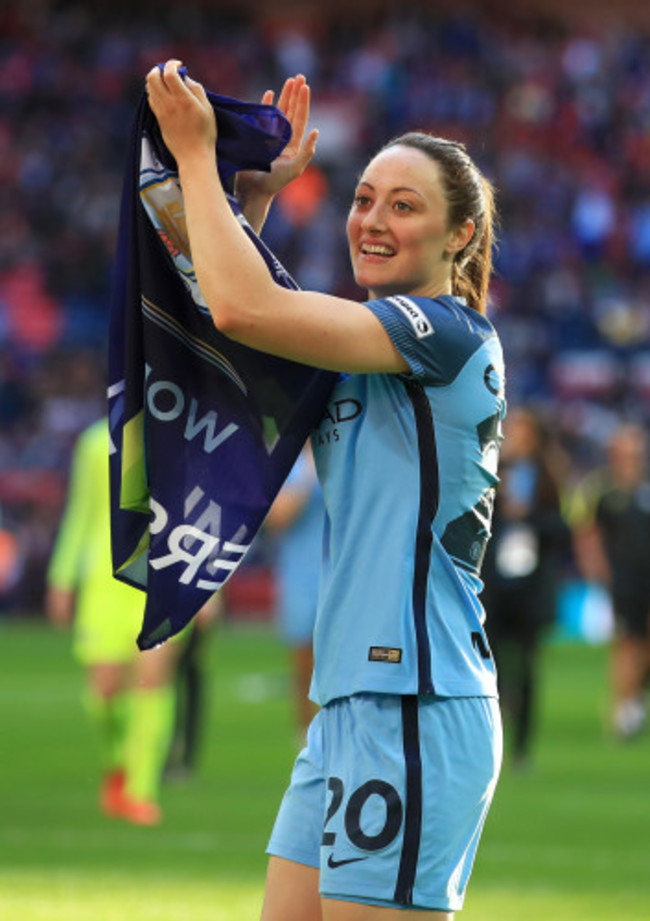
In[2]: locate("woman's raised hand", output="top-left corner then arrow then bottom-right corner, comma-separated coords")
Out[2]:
235,74 -> 319,225
146,60 -> 217,167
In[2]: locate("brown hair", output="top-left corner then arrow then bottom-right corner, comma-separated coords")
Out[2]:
380,133 -> 496,315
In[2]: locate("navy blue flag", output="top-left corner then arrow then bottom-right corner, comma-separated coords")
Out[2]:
108,86 -> 336,650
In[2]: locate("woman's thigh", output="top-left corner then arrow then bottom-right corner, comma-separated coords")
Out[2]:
261,856 -> 321,921
322,898 -> 452,920
259,858 -> 453,921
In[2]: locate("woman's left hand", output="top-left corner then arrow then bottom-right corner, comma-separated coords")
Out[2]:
146,60 -> 217,167
235,74 -> 319,215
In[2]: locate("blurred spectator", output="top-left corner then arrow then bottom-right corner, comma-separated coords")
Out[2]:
165,594 -> 222,782
482,407 -> 571,769
569,423 -> 650,739
0,503 -> 22,609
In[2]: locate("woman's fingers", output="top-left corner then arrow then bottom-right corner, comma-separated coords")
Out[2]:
144,61 -> 216,158
146,60 -> 180,110
266,75 -> 312,155
162,59 -> 185,83
146,62 -> 209,119
146,59 -> 189,98
290,82 -> 311,146
185,75 -> 209,104
304,128 -> 319,160
285,76 -> 301,123
276,77 -> 295,114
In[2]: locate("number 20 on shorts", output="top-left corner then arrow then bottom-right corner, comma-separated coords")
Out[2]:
322,776 -> 404,853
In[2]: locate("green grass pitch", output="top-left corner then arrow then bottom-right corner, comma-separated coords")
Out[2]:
0,618 -> 649,920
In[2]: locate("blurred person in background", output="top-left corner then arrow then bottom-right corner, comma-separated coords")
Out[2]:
265,444 -> 323,744
570,422 -> 650,739
0,504 -> 22,611
147,62 -> 505,921
46,416 -> 185,825
482,407 -> 571,770
165,593 -> 222,783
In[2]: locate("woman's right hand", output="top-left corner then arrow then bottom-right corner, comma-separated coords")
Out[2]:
146,60 -> 217,169
45,586 -> 75,629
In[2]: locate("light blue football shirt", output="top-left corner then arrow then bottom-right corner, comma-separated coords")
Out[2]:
310,295 -> 506,706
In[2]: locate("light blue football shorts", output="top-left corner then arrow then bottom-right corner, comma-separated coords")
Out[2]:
267,692 -> 502,912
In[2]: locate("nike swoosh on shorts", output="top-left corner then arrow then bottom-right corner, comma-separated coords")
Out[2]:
327,854 -> 368,869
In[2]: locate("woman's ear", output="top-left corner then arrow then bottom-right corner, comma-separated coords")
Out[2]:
445,218 -> 475,256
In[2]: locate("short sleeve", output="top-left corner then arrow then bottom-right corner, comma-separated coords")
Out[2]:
365,294 -> 497,386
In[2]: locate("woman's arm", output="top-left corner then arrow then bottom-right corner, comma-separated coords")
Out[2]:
145,61 -> 408,375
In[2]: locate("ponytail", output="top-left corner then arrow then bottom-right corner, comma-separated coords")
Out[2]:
451,177 -> 496,315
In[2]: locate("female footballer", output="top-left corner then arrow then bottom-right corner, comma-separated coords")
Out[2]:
146,62 -> 505,920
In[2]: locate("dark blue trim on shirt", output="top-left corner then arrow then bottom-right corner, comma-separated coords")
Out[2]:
365,295 -> 496,387
394,695 -> 423,905
404,379 -> 438,695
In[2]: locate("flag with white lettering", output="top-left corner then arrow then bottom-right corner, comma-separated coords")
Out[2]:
108,87 -> 335,649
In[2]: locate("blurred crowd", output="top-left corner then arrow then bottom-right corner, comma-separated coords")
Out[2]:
1,0 -> 650,612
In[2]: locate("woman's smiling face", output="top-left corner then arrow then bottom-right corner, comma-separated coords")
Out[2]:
346,144 -> 472,301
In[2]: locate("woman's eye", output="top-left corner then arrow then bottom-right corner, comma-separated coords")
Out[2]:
394,200 -> 413,212
354,194 -> 370,207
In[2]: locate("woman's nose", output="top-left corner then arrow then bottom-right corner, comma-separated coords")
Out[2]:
361,202 -> 387,231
